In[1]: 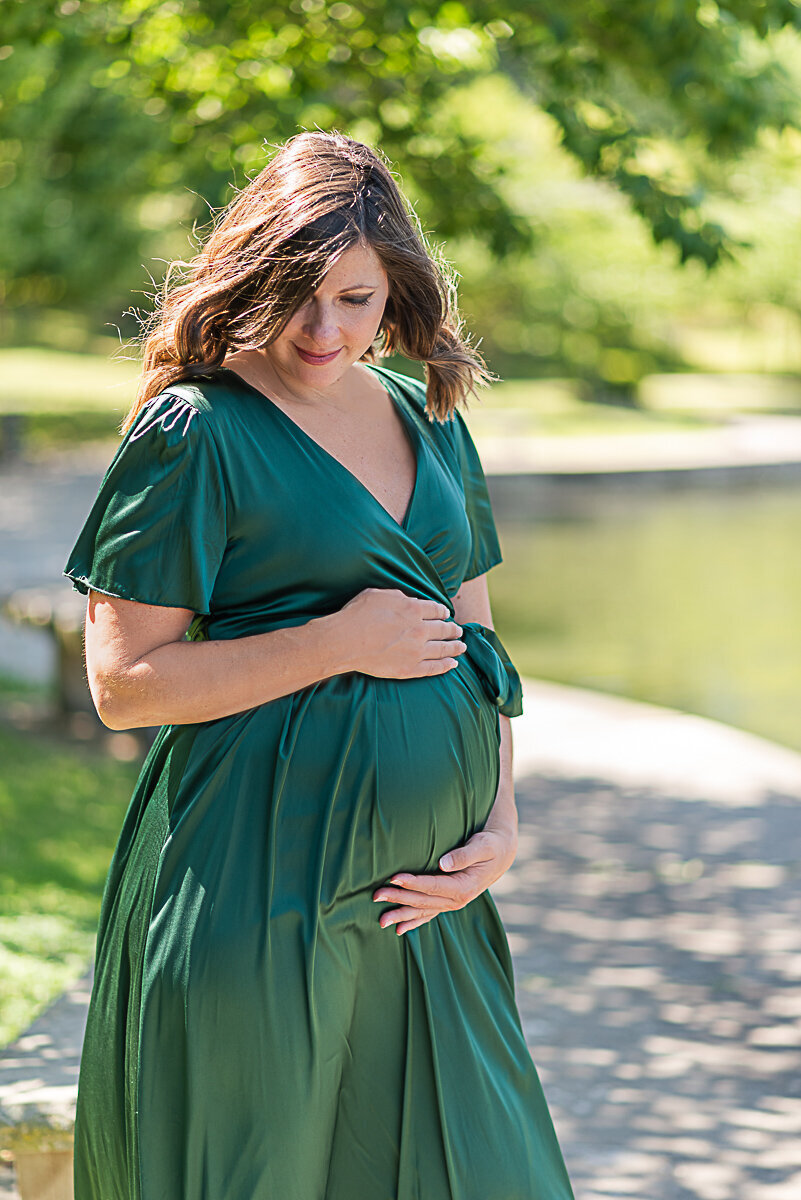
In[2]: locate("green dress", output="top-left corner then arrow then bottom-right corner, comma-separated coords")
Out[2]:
64,363 -> 574,1200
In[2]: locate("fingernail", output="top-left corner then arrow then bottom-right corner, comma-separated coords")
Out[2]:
373,894 -> 386,902
440,854 -> 453,870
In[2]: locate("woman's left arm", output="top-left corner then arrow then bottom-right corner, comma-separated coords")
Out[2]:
372,573 -> 520,935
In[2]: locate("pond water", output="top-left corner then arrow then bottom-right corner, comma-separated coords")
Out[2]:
489,480 -> 801,754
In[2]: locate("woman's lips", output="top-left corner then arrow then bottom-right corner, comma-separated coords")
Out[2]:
295,345 -> 342,365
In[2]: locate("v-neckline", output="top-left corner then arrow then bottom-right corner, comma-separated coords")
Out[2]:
216,363 -> 422,532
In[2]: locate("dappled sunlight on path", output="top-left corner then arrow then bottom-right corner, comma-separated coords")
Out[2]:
497,682 -> 801,1199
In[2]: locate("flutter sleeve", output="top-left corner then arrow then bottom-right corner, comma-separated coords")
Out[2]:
448,408 -> 503,582
63,392 -> 228,615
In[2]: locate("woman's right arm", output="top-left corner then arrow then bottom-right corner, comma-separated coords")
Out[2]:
85,588 -> 465,730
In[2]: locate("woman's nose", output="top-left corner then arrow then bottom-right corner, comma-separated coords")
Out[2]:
303,302 -> 339,345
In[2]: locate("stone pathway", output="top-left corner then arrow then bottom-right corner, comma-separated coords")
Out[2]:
0,443 -> 114,683
501,682 -> 801,1200
474,412 -> 801,475
0,973 -> 90,1198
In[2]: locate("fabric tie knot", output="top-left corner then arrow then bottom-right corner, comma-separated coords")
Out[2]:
459,622 -> 523,718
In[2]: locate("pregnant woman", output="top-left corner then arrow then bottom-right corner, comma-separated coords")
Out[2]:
64,130 -> 574,1199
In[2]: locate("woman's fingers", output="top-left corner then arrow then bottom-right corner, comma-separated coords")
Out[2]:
375,832 -> 516,915
395,913 -> 436,935
375,885 -> 461,910
378,904 -> 439,935
376,831 -> 520,931
383,857 -> 491,898
378,903 -> 425,929
375,873 -> 489,930
435,618 -> 463,639
426,637 -> 466,660
374,871 -> 487,919
421,600 -> 452,621
375,830 -> 520,935
438,835 -> 497,872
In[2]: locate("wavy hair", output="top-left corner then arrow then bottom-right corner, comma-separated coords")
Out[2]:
124,130 -> 494,431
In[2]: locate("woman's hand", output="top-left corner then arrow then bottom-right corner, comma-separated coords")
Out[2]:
334,587 -> 466,679
372,799 -> 518,935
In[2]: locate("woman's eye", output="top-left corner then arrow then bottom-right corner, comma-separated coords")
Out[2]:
342,295 -> 373,306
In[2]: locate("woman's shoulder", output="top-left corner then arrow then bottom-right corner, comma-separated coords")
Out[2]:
364,363 -> 428,413
129,370 -> 263,448
145,371 -> 245,418
364,362 -> 471,431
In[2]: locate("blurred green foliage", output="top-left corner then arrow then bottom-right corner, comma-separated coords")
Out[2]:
2,0 -> 801,325
428,71 -> 801,385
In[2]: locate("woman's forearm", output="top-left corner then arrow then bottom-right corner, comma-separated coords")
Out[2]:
485,715 -> 518,839
95,611 -> 351,730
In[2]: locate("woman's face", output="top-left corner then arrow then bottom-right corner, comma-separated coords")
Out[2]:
265,241 -> 390,387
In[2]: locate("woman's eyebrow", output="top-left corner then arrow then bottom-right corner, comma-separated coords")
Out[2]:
338,283 -> 379,292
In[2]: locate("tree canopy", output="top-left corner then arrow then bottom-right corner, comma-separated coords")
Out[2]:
2,0 -> 800,315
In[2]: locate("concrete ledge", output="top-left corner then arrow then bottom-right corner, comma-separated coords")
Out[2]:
0,969 -> 93,1200
11,1152 -> 72,1200
475,413 -> 801,476
485,460 -> 801,523
473,413 -> 801,515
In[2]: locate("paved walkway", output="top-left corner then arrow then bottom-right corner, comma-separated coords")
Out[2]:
2,680 -> 800,1200
474,412 -> 801,475
0,443 -> 115,682
507,682 -> 801,1200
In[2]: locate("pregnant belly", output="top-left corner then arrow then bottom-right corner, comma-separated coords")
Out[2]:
145,654 -> 501,926
260,656 -> 501,896
371,661 -> 501,872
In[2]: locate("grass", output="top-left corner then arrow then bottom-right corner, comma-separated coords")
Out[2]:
0,671 -> 47,700
466,382 -> 725,439
468,373 -> 801,438
0,344 -> 138,449
0,716 -> 141,1046
0,344 -> 138,412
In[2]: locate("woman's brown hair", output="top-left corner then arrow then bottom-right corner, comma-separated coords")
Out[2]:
124,130 -> 494,431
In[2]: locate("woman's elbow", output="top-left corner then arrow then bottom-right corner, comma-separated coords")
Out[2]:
87,669 -> 142,730
83,593 -> 188,729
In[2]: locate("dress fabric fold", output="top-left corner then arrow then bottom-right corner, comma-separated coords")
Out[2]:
63,363 -> 574,1199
